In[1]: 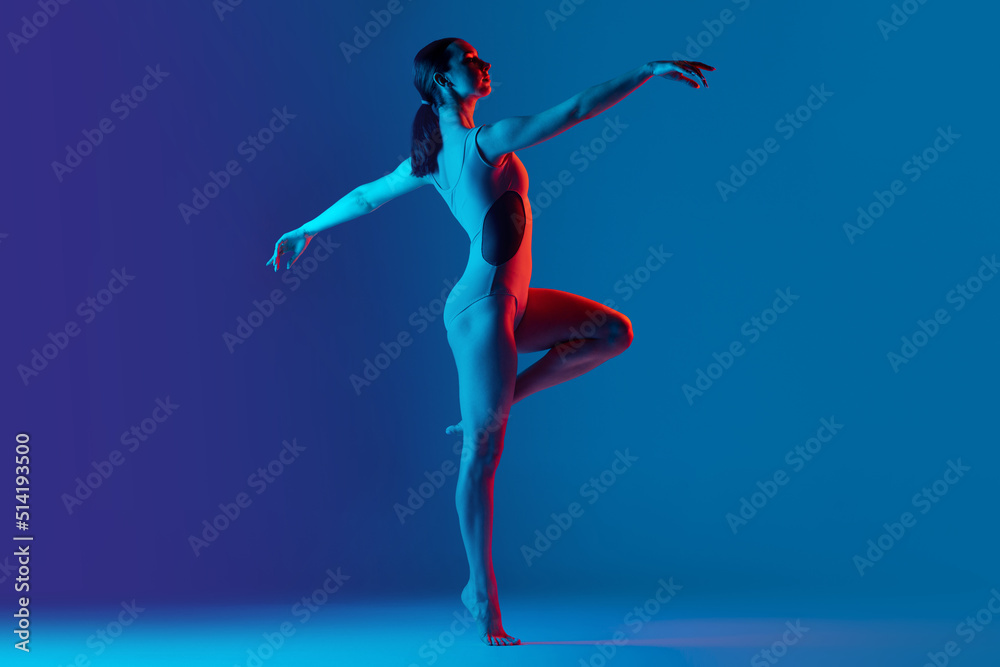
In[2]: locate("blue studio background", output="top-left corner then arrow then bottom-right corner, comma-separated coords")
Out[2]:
4,0 -> 998,641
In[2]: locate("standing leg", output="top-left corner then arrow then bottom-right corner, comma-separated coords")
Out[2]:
446,294 -> 521,646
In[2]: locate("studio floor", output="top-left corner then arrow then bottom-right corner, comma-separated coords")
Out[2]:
35,590 -> 1000,666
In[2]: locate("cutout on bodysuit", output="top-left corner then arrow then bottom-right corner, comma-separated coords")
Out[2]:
481,190 -> 526,266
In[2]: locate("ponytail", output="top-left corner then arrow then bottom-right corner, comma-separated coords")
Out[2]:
410,38 -> 459,177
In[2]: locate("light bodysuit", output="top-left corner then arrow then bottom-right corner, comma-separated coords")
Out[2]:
430,125 -> 532,331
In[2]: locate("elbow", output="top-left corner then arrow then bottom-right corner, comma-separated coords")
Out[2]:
353,188 -> 373,214
560,91 -> 584,123
572,99 -> 595,124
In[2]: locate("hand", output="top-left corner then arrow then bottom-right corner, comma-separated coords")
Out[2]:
266,227 -> 313,271
650,60 -> 715,88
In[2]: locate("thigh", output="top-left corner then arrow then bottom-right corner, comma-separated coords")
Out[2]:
446,294 -> 519,431
514,288 -> 631,354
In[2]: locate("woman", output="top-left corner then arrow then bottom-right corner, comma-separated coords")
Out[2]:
266,37 -> 713,646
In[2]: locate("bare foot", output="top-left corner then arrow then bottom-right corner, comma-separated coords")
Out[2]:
461,581 -> 520,646
445,420 -> 464,435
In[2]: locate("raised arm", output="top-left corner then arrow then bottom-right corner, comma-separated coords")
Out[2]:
477,60 -> 713,164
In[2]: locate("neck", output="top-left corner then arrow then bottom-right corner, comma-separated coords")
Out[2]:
438,98 -> 478,128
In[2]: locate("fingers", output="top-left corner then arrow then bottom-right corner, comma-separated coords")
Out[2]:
676,61 -> 710,88
668,71 -> 699,88
266,234 -> 305,272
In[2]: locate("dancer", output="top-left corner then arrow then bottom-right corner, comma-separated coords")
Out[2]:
266,38 -> 713,645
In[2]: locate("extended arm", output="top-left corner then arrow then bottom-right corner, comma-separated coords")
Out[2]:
478,60 -> 711,162
267,189 -> 369,270
476,63 -> 651,163
299,157 -> 427,235
575,60 -> 712,119
299,187 -> 370,236
574,62 -> 654,121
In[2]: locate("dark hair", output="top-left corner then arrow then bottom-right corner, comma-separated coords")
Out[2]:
410,37 -> 459,177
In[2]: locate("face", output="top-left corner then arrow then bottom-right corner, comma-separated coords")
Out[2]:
438,40 -> 491,100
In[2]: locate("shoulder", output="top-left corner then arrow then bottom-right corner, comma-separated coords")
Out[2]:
472,124 -> 509,168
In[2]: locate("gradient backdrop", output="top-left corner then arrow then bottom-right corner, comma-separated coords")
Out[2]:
4,0 -> 998,665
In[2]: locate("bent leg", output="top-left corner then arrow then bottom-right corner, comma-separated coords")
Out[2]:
512,288 -> 633,405
446,294 -> 521,646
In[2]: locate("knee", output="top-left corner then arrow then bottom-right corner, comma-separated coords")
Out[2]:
460,431 -> 503,470
459,408 -> 509,467
607,313 -> 633,352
